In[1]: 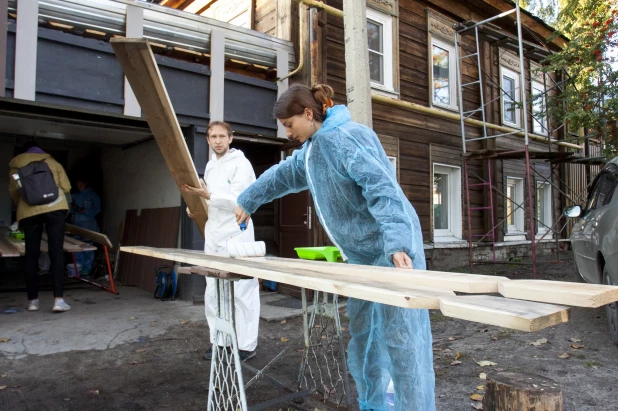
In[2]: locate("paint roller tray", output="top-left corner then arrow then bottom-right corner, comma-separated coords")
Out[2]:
294,246 -> 342,263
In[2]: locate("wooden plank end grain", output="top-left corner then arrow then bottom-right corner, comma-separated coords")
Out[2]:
65,223 -> 113,248
439,295 -> 570,332
499,280 -> 618,308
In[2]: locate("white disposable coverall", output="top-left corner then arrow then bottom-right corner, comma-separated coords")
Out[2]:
203,149 -> 260,351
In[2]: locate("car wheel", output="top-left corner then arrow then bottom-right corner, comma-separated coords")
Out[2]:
603,266 -> 618,346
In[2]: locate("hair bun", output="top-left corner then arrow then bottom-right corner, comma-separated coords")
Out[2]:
311,84 -> 334,104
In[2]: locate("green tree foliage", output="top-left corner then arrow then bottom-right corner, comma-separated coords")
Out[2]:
539,0 -> 618,156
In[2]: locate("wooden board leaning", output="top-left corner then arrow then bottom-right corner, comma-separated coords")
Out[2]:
110,38 -> 208,237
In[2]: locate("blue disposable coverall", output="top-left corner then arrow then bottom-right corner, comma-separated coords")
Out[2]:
70,187 -> 101,274
237,105 -> 435,410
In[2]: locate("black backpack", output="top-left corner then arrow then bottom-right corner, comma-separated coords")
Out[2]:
18,161 -> 59,206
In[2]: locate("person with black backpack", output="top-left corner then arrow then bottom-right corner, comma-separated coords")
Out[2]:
8,142 -> 72,313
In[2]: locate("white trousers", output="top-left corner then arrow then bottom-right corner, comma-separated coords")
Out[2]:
204,276 -> 260,351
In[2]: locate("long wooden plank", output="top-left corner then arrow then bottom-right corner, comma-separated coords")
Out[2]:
2,234 -> 96,254
499,280 -> 618,308
110,38 -> 208,236
0,235 -> 20,257
65,223 -> 113,248
3,235 -> 25,255
245,256 -> 510,293
122,246 -> 574,332
120,246 -> 455,309
440,295 -> 570,332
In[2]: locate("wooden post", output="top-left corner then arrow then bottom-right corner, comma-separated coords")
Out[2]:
483,371 -> 563,411
14,0 -> 38,101
342,0 -> 372,127
276,48 -> 289,139
124,5 -> 144,117
0,0 -> 7,97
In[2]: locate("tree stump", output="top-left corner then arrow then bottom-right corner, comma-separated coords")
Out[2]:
483,371 -> 563,411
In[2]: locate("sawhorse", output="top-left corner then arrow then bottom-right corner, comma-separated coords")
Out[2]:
190,267 -> 351,410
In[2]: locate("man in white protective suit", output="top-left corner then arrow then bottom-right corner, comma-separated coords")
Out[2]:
181,121 -> 260,362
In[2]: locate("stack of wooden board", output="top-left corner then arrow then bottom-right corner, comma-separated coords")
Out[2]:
119,246 -> 618,332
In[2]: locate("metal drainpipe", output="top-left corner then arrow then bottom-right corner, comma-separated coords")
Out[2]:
278,3 -> 305,82
310,7 -> 319,86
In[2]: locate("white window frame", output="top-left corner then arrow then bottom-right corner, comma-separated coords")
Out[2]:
430,36 -> 458,111
433,164 -> 462,241
536,181 -> 552,236
506,177 -> 525,237
531,80 -> 548,136
500,66 -> 521,128
367,7 -> 394,93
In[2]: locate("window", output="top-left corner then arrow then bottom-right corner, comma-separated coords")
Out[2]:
532,81 -> 548,135
433,164 -> 462,240
585,170 -> 618,212
431,37 -> 458,111
501,67 -> 520,128
506,177 -> 524,234
536,182 -> 552,235
367,8 -> 394,92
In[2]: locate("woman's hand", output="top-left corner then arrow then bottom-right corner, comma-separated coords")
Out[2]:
235,206 -> 251,226
392,252 -> 413,269
180,178 -> 210,200
186,207 -> 195,219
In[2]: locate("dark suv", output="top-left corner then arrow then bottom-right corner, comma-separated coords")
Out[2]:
564,157 -> 618,345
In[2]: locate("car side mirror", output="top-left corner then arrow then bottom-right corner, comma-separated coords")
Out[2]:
563,205 -> 582,218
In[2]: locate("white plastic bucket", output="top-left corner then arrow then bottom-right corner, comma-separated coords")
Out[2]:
66,263 -> 83,277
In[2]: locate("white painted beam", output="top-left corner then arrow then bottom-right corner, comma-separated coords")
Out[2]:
123,5 -> 143,117
343,0 -> 372,127
14,0 -> 38,101
276,48 -> 289,139
209,30 -> 225,122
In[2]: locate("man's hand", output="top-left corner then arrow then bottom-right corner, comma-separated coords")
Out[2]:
235,206 -> 251,226
392,252 -> 413,269
180,178 -> 210,200
186,206 -> 195,219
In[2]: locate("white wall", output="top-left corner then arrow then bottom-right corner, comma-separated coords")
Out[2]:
0,142 -> 14,225
101,140 -> 181,247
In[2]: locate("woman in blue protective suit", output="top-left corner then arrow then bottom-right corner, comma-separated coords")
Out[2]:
70,178 -> 101,275
235,84 -> 435,410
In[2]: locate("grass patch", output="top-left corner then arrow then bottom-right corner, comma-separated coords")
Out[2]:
430,311 -> 448,322
585,360 -> 603,368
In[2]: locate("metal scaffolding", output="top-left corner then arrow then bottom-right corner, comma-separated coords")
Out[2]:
453,3 -> 603,276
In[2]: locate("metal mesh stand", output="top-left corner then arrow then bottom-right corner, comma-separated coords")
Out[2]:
298,289 -> 351,407
207,278 -> 248,411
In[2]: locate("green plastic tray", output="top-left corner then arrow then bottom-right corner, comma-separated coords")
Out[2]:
10,231 -> 24,240
294,246 -> 342,263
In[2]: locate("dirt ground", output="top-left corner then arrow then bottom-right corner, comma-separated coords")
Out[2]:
1,251 -> 618,411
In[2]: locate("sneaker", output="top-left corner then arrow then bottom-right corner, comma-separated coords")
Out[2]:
238,350 -> 256,362
202,346 -> 213,361
52,299 -> 71,313
28,299 -> 40,311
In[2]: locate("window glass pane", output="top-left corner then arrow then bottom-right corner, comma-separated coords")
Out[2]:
596,173 -> 617,208
432,45 -> 450,106
537,185 -> 545,228
367,20 -> 382,53
433,173 -> 449,230
369,51 -> 383,84
503,76 -> 515,123
532,86 -> 546,132
507,185 -> 514,225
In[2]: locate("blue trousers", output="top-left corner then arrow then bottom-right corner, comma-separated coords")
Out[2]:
347,299 -> 436,411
